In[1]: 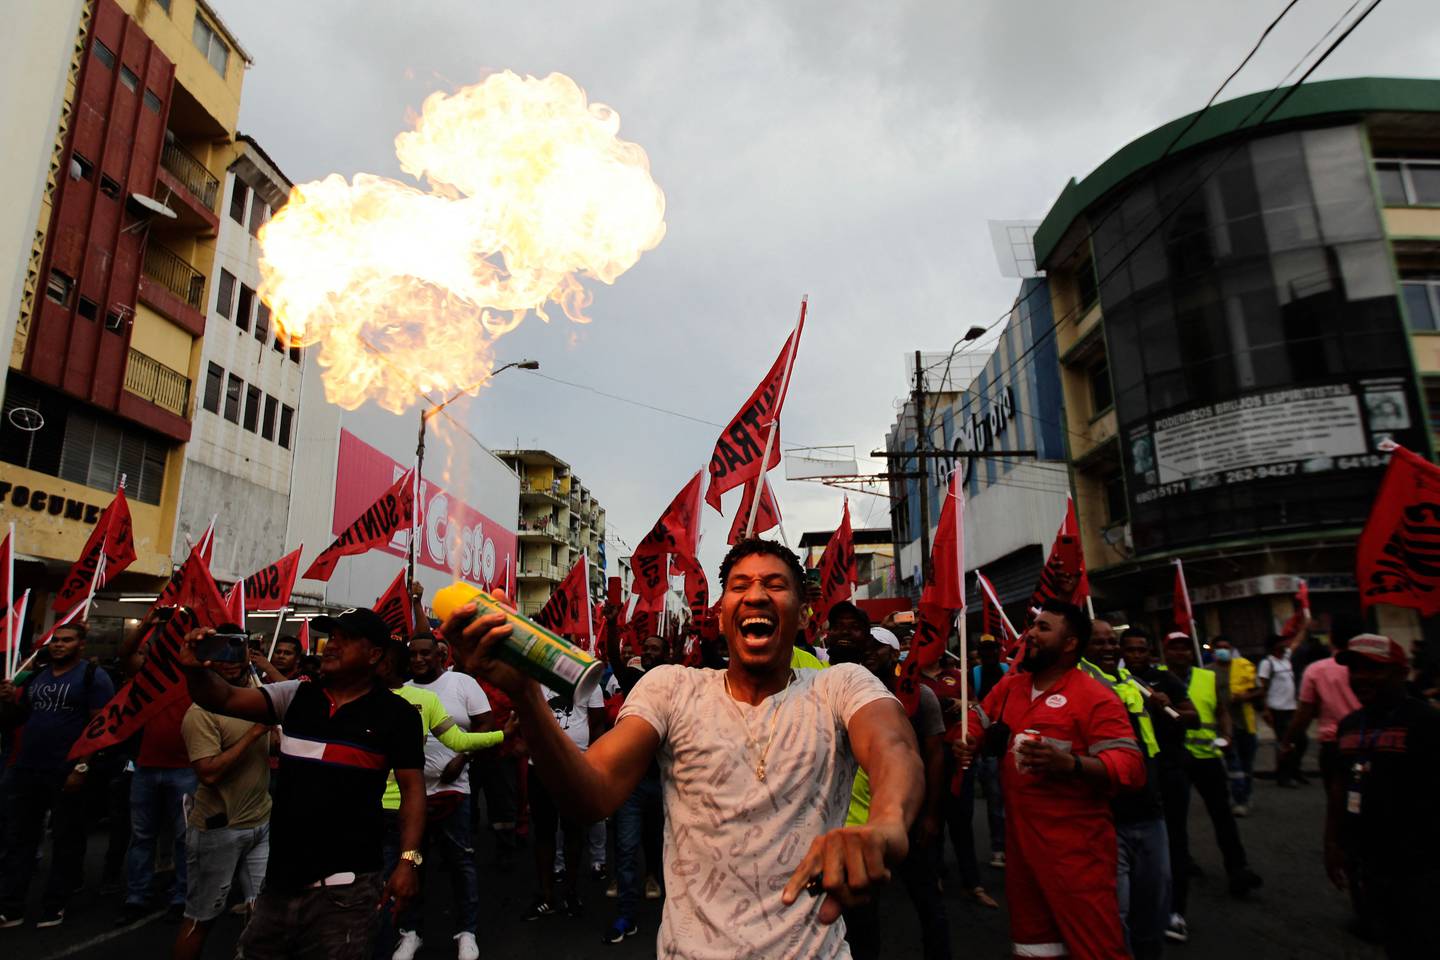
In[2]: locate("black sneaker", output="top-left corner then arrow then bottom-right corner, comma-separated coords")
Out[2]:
522,898 -> 560,921
36,909 -> 64,929
115,903 -> 149,927
166,903 -> 185,921
565,895 -> 585,919
603,917 -> 638,944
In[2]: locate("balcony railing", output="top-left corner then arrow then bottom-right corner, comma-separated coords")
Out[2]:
519,561 -> 560,581
518,515 -> 560,536
520,479 -> 564,498
143,243 -> 205,310
124,348 -> 191,417
160,137 -> 220,210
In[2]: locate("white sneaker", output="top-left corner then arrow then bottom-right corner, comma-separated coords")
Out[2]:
455,931 -> 479,960
644,876 -> 662,900
1165,913 -> 1189,943
1232,803 -> 1249,817
392,930 -> 422,960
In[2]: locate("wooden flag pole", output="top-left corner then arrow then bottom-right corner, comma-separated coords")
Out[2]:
745,297 -> 806,539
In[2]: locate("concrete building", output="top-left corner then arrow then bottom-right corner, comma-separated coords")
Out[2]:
797,525 -> 897,600
1035,76 -> 1440,649
494,449 -> 607,617
172,135 -> 300,582
0,0 -> 249,640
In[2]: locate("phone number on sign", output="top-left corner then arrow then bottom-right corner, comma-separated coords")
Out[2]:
1135,453 -> 1388,505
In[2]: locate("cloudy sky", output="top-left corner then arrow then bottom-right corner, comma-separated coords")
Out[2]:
218,0 -> 1439,585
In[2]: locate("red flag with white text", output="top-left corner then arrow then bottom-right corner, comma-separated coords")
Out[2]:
705,304 -> 805,511
54,489 -> 137,611
303,470 -> 416,581
373,569 -> 415,640
727,476 -> 781,545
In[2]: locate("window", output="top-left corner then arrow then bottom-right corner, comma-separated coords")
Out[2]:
57,408 -> 168,505
288,343 -> 301,364
1373,158 -> 1440,206
99,175 -> 121,200
119,65 -> 139,92
261,394 -> 278,440
70,152 -> 94,181
243,385 -> 261,432
278,404 -> 294,449
1076,252 -> 1099,313
105,308 -> 126,333
202,363 -> 223,413
254,301 -> 270,343
236,284 -> 254,332
191,15 -> 229,77
93,39 -> 115,69
46,270 -> 73,306
1403,278 -> 1440,332
1103,474 -> 1128,524
143,89 -> 162,114
223,373 -> 243,423
272,332 -> 284,353
248,198 -> 267,236
1089,359 -> 1113,414
155,0 -> 171,12
215,269 -> 235,317
77,297 -> 98,321
228,178 -> 248,224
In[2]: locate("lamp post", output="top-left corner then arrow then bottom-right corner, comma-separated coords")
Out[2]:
408,359 -> 539,582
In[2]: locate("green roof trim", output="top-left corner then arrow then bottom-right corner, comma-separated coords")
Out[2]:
1033,76 -> 1440,267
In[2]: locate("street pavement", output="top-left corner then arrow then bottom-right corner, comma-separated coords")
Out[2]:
0,762 -> 1385,959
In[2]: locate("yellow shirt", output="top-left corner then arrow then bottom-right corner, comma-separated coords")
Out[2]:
382,685 -> 503,810
791,646 -> 827,671
1228,657 -> 1257,735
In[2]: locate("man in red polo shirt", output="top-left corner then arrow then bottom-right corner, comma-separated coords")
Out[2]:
955,601 -> 1144,960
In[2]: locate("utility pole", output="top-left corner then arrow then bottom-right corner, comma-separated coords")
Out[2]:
912,350 -> 932,595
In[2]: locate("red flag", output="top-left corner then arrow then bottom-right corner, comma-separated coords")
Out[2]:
241,548 -> 303,612
54,489 -> 137,611
373,569 -> 415,640
304,469 -> 416,581
705,302 -> 805,511
1027,495 -> 1089,616
896,602 -> 950,715
69,551 -> 229,758
1295,578 -> 1311,618
223,579 -> 246,625
671,552 -> 710,625
296,619 -> 311,655
1357,444 -> 1440,614
812,500 -> 858,633
1172,559 -> 1194,637
5,589 -> 31,671
536,555 -> 593,645
976,570 -> 1020,654
922,472 -> 966,610
193,517 -> 216,568
727,476 -> 782,545
632,471 -> 704,602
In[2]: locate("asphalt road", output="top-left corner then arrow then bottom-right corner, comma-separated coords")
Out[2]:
0,763 -> 1384,960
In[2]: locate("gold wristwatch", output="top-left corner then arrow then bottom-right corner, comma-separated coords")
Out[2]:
399,849 -> 423,867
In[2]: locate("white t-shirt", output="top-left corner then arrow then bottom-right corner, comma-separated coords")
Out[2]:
540,683 -> 606,755
618,663 -> 894,960
1258,652 -> 1298,711
407,671 -> 491,795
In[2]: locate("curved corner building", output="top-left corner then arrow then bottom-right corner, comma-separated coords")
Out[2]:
1034,76 -> 1440,649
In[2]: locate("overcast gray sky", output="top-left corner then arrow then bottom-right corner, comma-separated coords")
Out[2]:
218,0 -> 1440,585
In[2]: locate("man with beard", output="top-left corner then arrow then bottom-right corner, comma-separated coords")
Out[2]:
444,539 -> 923,959
954,601 -> 1144,960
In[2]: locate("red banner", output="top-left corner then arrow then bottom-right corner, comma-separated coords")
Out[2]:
1027,495 -> 1089,617
296,619 -> 311,655
304,467 -> 416,581
242,548 -> 302,612
976,570 -> 1020,654
223,579 -> 246,625
727,476 -> 781,545
70,552 -> 229,759
922,472 -> 965,610
896,602 -> 949,715
373,569 -> 416,640
330,430 -> 516,589
812,500 -> 857,633
672,552 -> 710,625
705,304 -> 805,511
54,489 -> 136,611
536,556 -> 593,646
1357,444 -> 1440,614
632,471 -> 704,602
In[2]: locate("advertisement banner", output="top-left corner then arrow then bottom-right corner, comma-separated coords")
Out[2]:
333,430 -> 516,590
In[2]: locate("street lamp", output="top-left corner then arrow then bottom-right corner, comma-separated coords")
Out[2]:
409,358 -> 539,580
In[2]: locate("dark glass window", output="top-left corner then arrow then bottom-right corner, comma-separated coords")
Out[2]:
248,198 -> 266,236
1374,163 -> 1406,206
254,301 -> 270,343
236,284 -> 254,332
1413,166 -> 1440,205
1403,280 -> 1439,332
229,178 -> 248,224
77,297 -> 98,321
143,89 -> 162,114
1076,253 -> 1098,313
223,374 -> 243,423
1089,359 -> 1113,414
99,175 -> 121,200
203,362 -> 223,413
119,65 -> 138,92
70,152 -> 94,181
278,404 -> 294,449
46,270 -> 73,306
216,269 -> 235,317
243,385 -> 261,432
93,39 -> 115,69
261,394 -> 278,440
1104,474 -> 1127,524
289,343 -> 301,364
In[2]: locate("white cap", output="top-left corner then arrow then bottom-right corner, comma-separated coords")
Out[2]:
870,626 -> 900,651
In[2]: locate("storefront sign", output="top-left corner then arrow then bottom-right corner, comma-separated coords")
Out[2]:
0,480 -> 105,525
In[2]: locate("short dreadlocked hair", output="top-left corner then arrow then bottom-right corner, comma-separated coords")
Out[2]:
719,539 -> 806,594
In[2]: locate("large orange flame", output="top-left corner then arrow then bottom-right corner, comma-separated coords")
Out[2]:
258,71 -> 666,413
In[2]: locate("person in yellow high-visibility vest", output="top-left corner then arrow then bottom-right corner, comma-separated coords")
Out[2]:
1161,632 -> 1262,933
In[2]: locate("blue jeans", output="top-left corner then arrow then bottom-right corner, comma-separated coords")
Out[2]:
974,755 -> 1005,855
1227,730 -> 1257,805
615,775 -> 661,920
1117,817 -> 1171,960
125,766 -> 197,906
402,801 -> 480,935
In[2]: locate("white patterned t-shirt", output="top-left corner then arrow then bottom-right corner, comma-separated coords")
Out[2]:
617,662 -> 895,960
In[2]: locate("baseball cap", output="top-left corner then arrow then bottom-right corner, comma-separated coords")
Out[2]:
1336,634 -> 1406,668
977,633 -> 999,647
870,626 -> 900,651
311,608 -> 393,646
1164,631 -> 1192,644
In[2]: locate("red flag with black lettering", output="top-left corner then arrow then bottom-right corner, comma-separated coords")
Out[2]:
671,552 -> 710,625
1356,444 -> 1440,614
896,602 -> 950,715
727,476 -> 781,545
922,471 -> 965,610
242,548 -> 302,612
303,470 -> 415,581
705,303 -> 805,511
536,555 -> 592,644
54,489 -> 137,611
1027,495 -> 1089,617
811,500 -> 858,634
632,471 -> 704,602
373,569 -> 415,640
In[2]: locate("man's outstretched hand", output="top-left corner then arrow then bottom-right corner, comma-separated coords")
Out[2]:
780,820 -> 909,924
439,591 -> 534,698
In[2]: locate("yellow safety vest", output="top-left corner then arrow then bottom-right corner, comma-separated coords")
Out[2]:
1182,667 -> 1222,760
1079,660 -> 1159,759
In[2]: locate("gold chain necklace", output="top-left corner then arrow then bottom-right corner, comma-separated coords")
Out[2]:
724,669 -> 797,782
